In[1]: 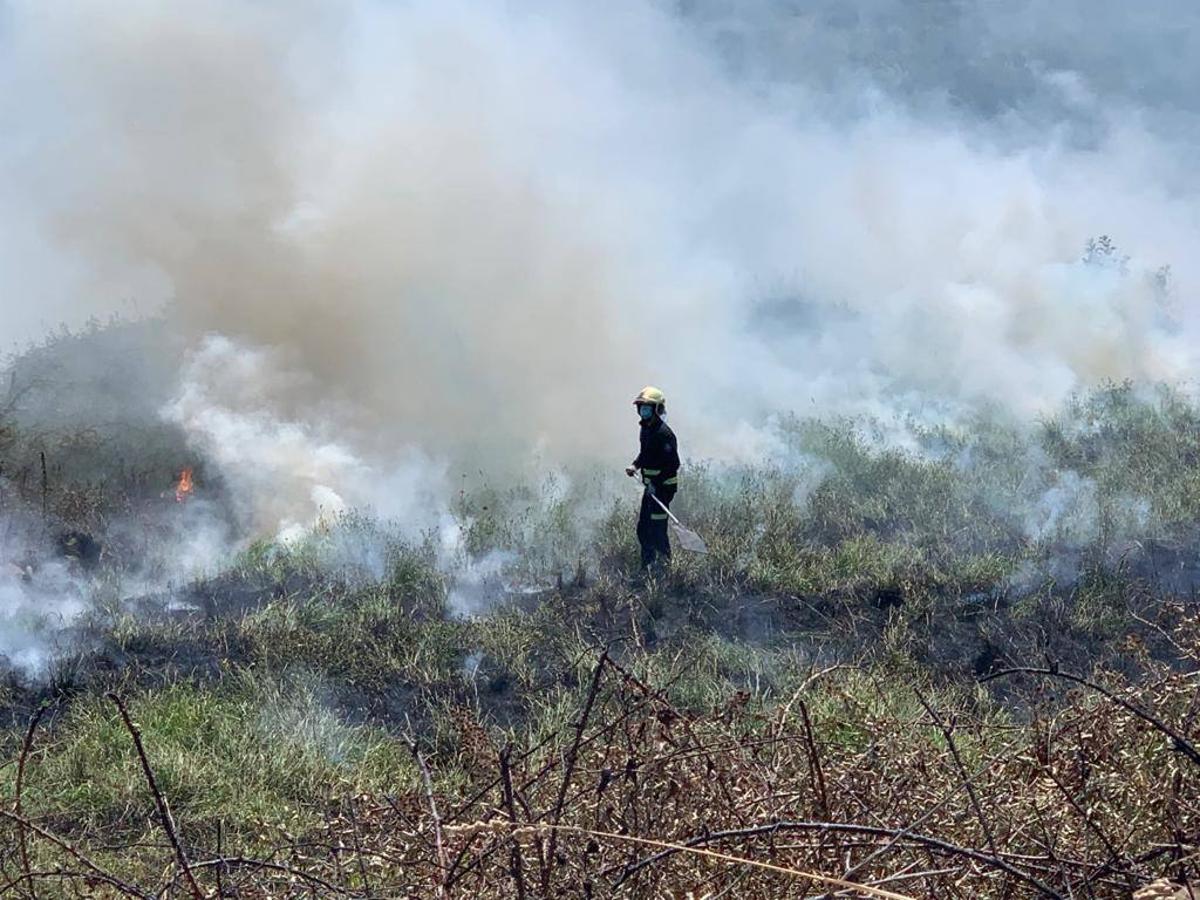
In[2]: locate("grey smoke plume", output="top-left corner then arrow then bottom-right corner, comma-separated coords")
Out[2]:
2,0 -> 1199,529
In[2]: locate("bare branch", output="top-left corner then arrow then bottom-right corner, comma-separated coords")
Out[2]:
980,667 -> 1200,766
404,729 -> 449,899
606,819 -> 1065,898
106,693 -> 204,900
0,809 -> 152,899
14,703 -> 52,900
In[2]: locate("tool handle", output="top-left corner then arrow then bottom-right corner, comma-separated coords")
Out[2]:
629,467 -> 682,525
647,490 -> 682,526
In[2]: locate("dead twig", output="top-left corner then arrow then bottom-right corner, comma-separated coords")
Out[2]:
0,809 -> 152,899
0,868 -> 140,896
443,653 -> 700,892
541,650 -> 608,893
185,856 -> 353,895
980,667 -> 1200,766
605,819 -> 1065,898
106,693 -> 204,900
444,648 -> 697,830
913,687 -> 997,855
503,823 -> 916,900
499,746 -> 528,900
215,820 -> 225,900
1041,766 -> 1128,879
404,729 -> 449,899
826,738 -> 1024,898
14,703 -> 52,900
796,699 -> 829,819
774,665 -> 853,740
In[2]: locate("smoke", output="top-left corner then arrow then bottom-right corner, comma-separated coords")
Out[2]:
1024,471 -> 1099,545
2,0 -> 1199,533
443,548 -> 516,618
163,334 -> 448,541
0,554 -> 85,674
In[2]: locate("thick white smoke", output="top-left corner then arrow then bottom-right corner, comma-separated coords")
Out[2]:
164,334 -> 448,542
2,0 -> 1198,531
0,553 -> 84,674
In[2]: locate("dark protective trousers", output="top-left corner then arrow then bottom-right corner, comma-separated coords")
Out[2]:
637,486 -> 676,569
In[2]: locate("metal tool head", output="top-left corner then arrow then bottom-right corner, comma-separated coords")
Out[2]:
669,520 -> 708,554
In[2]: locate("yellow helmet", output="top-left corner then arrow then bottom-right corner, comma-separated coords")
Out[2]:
633,385 -> 666,411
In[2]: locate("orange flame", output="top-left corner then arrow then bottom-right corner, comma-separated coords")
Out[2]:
175,467 -> 194,503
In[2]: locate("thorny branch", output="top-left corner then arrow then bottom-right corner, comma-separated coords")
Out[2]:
107,693 -> 204,900
606,819 -> 1065,897
541,650 -> 608,892
0,809 -> 152,899
404,728 -> 450,899
2,652 -> 1194,897
14,704 -> 51,900
913,687 -> 997,854
980,666 -> 1200,766
499,746 -> 528,900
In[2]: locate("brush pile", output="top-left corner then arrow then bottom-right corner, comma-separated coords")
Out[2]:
3,628 -> 1197,897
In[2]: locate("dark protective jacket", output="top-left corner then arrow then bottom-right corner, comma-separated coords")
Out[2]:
632,417 -> 680,488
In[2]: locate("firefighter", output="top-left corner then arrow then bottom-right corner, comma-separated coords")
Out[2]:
625,386 -> 679,570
